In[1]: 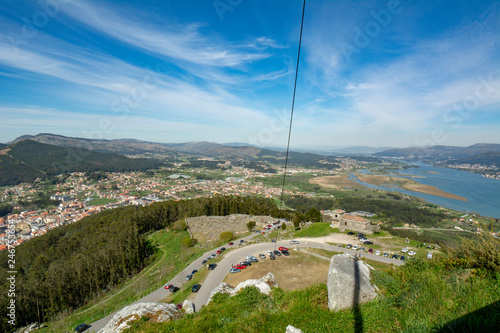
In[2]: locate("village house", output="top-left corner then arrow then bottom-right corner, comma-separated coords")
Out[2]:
322,210 -> 380,234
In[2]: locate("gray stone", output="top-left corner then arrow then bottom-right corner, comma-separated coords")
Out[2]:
286,325 -> 303,333
98,302 -> 182,333
261,272 -> 279,288
206,282 -> 235,305
182,300 -> 195,314
327,253 -> 378,311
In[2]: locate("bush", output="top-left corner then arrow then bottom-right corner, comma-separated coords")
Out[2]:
447,232 -> 500,274
172,219 -> 187,231
219,231 -> 234,243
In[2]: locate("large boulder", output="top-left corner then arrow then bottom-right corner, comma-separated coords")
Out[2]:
206,282 -> 235,305
327,253 -> 378,311
98,302 -> 182,333
286,325 -> 304,333
207,272 -> 279,305
182,300 -> 195,314
232,279 -> 272,296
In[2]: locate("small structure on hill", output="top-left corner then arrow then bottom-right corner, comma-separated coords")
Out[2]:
322,210 -> 379,234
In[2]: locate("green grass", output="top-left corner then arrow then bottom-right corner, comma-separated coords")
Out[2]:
124,255 -> 500,333
294,222 -> 336,238
38,229 -> 205,332
87,197 -> 117,206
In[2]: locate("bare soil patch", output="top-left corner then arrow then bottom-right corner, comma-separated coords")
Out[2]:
310,175 -> 365,189
223,250 -> 330,291
357,174 -> 467,201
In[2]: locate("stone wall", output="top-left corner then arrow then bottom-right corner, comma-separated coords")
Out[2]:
185,214 -> 279,243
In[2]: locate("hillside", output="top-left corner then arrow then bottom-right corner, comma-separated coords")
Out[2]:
375,143 -> 500,161
0,140 -> 162,186
13,133 -> 177,156
164,141 -> 261,158
449,151 -> 500,168
120,235 -> 500,333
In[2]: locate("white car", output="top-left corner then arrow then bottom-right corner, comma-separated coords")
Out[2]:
401,248 -> 408,253
375,250 -> 381,256
290,240 -> 300,244
408,251 -> 416,256
352,245 -> 359,250
266,250 -> 273,255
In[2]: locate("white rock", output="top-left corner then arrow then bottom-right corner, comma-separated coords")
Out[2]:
327,254 -> 378,311
261,272 -> 279,288
182,300 -> 195,314
206,282 -> 234,305
232,279 -> 272,296
98,302 -> 182,333
286,325 -> 304,333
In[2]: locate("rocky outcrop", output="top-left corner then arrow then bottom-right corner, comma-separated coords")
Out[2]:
182,300 -> 195,314
286,325 -> 304,333
207,273 -> 279,305
98,302 -> 182,333
327,254 -> 378,311
207,282 -> 235,304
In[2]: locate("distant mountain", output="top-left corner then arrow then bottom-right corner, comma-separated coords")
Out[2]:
13,133 -> 177,156
326,146 -> 393,155
450,151 -> 500,168
0,143 -> 6,149
0,140 -> 163,186
163,141 -> 261,158
375,144 -> 500,161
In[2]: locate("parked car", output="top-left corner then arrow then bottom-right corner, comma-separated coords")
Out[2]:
273,250 -> 282,256
230,268 -> 241,273
240,240 -> 245,243
391,254 -> 400,259
290,240 -> 299,244
228,242 -> 234,245
176,303 -> 183,309
278,246 -> 288,251
408,251 -> 416,256
192,284 -> 201,292
202,259 -> 208,264
352,245 -> 359,250
234,264 -> 246,269
239,261 -> 251,266
347,231 -> 355,235
220,247 -> 226,251
266,250 -> 274,255
281,249 -> 290,256
216,250 -> 221,254
401,248 -> 408,253
363,241 -> 373,245
170,286 -> 179,292
269,253 -> 276,260
185,274 -> 193,280
368,248 -> 373,254
346,244 -> 352,249
400,256 -> 406,261
246,256 -> 258,262
359,247 -> 365,252
356,233 -> 366,238
164,284 -> 173,290
375,250 -> 381,256
208,263 -> 217,270
383,252 -> 389,257
74,323 -> 89,332
191,269 -> 198,275
337,243 -> 343,247
259,253 -> 266,259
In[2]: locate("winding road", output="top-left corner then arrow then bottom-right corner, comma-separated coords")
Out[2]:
89,234 -> 403,332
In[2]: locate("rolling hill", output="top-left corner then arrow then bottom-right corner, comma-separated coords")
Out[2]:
0,140 -> 163,186
375,143 -> 500,161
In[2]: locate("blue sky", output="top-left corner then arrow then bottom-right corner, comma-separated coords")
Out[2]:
0,0 -> 499,148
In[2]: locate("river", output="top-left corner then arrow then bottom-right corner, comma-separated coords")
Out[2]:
349,162 -> 500,219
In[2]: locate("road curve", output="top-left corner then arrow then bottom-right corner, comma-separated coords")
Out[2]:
89,236 -> 403,332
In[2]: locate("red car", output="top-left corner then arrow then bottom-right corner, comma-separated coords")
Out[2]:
368,248 -> 373,254
233,265 -> 246,270
228,242 -> 234,245
279,247 -> 288,251
164,284 -> 173,290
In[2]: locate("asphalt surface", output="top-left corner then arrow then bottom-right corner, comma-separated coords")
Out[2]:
88,234 -> 404,332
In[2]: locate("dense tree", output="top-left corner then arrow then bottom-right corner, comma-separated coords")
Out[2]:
304,208 -> 322,222
247,221 -> 256,232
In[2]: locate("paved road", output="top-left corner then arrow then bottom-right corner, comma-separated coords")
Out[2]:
89,235 -> 403,332
88,232 -> 262,332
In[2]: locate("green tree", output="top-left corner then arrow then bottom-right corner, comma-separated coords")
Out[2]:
219,231 -> 234,243
281,222 -> 287,230
304,207 -> 322,222
293,212 -> 304,229
172,219 -> 187,231
181,236 -> 198,248
247,221 -> 256,232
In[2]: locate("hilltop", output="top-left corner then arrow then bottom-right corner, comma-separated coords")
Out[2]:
0,140 -> 162,186
375,143 -> 500,161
